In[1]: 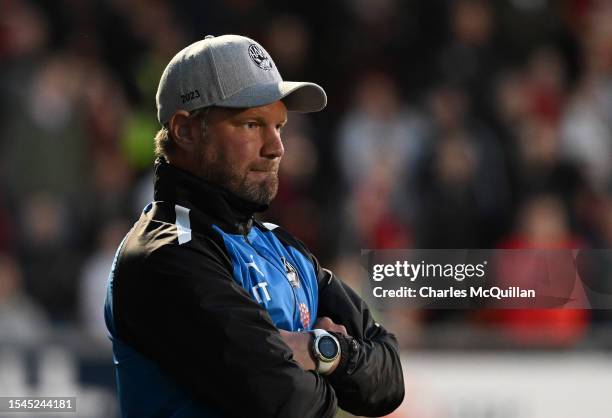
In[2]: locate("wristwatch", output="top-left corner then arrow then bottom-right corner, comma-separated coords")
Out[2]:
310,329 -> 340,375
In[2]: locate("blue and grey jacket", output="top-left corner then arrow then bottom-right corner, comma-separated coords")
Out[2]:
104,159 -> 404,417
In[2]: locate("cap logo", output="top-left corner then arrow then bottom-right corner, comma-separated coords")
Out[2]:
248,44 -> 273,71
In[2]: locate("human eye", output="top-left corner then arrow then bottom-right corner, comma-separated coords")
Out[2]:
243,121 -> 259,129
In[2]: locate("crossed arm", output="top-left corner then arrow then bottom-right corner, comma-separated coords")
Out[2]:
117,243 -> 404,417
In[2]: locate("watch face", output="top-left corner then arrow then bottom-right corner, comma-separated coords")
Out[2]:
318,336 -> 338,359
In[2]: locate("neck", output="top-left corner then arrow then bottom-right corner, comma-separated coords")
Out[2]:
153,159 -> 267,228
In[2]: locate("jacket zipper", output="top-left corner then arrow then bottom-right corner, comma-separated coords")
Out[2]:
240,221 -> 302,330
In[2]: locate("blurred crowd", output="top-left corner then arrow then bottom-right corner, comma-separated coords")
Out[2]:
1,0 -> 612,352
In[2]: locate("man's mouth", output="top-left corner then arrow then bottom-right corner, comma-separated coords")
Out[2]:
250,166 -> 278,174
249,169 -> 278,178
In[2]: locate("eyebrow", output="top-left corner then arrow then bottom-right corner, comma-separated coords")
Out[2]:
238,114 -> 287,125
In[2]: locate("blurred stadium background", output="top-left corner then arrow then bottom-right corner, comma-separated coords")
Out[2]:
1,0 -> 612,417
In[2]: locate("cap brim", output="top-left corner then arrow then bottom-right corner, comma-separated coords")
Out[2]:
215,81 -> 327,113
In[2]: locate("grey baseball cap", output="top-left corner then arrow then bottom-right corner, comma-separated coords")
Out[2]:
156,34 -> 327,124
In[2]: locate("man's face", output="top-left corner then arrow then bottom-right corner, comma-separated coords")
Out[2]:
195,100 -> 287,205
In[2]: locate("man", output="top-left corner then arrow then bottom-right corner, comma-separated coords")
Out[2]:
104,34 -> 404,418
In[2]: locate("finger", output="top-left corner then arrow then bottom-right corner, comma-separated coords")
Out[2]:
314,316 -> 333,329
334,324 -> 348,336
326,323 -> 347,336
314,317 -> 349,336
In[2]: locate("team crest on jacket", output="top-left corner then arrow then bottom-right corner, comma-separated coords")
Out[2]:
282,257 -> 300,288
248,44 -> 273,70
299,303 -> 310,329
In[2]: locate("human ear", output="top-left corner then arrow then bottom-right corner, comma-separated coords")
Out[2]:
169,110 -> 197,152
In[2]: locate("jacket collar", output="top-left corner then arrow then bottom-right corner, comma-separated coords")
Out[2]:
153,158 -> 267,233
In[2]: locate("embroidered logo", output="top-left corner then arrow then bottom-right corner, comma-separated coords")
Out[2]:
248,44 -> 273,71
299,303 -> 310,329
282,257 -> 300,288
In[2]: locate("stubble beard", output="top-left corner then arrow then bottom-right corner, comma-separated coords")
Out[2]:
197,142 -> 279,206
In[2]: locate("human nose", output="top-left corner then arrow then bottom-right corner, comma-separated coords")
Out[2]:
261,126 -> 284,159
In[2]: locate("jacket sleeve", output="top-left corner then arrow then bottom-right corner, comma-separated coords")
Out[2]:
316,267 -> 405,417
114,240 -> 337,418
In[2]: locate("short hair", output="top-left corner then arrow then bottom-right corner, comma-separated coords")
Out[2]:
153,107 -> 211,159
154,126 -> 173,159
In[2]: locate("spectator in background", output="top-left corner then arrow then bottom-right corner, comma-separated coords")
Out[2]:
2,54 -> 90,202
560,1 -> 612,193
416,130 -> 481,248
337,71 -> 425,252
514,116 -> 586,228
79,218 -> 129,344
346,0 -> 403,52
0,0 -> 48,134
438,0 -> 499,118
492,44 -> 572,231
77,62 -> 138,239
482,194 -> 589,347
415,84 -> 510,247
0,253 -> 50,344
338,72 -> 426,190
502,194 -> 583,249
264,15 -> 312,80
82,63 -> 130,154
525,47 -> 567,124
83,150 -> 135,225
17,193 -> 81,322
494,69 -> 533,134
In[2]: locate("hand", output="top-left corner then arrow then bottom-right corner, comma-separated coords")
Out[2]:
279,317 -> 349,374
313,316 -> 348,337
